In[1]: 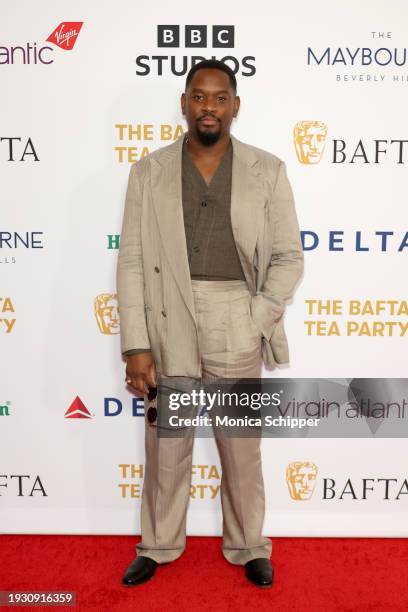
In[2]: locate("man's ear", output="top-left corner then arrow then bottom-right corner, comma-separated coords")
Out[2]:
233,95 -> 241,117
181,92 -> 186,115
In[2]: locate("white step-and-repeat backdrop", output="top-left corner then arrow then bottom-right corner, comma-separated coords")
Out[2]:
2,0 -> 408,535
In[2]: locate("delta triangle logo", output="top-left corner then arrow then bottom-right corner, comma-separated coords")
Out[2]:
46,22 -> 83,51
65,395 -> 92,419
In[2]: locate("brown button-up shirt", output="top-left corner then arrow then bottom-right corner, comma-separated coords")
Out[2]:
182,135 -> 245,281
122,134 -> 246,356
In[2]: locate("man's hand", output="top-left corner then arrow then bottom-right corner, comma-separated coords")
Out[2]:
125,351 -> 157,396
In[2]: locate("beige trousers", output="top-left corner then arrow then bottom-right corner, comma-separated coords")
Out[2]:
136,279 -> 272,565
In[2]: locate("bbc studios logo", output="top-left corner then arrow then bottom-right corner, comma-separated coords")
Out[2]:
135,24 -> 256,77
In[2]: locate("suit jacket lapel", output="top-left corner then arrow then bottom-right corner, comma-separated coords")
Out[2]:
150,132 -> 265,327
229,134 -> 265,294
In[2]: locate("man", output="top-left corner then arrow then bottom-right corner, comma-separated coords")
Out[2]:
116,59 -> 304,587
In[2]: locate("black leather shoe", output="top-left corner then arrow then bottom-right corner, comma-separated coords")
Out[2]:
244,558 -> 274,587
122,556 -> 158,586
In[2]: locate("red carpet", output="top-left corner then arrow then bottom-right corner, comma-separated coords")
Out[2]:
1,535 -> 408,611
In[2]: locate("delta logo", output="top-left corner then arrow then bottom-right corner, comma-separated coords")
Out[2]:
64,395 -> 93,419
0,22 -> 84,65
63,396 -> 148,419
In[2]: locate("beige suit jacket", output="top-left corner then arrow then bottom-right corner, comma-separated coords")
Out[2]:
116,132 -> 304,377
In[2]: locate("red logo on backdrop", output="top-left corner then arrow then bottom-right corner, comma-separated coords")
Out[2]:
46,22 -> 83,50
65,396 -> 92,419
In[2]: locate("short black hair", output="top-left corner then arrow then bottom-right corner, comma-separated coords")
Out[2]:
185,59 -> 237,94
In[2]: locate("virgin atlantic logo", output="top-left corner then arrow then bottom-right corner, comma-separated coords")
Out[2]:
46,22 -> 84,51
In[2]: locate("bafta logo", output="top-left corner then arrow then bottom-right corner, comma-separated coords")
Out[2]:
286,461 -> 318,500
94,293 -> 120,334
294,121 -> 327,164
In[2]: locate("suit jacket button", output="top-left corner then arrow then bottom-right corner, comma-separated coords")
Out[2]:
154,266 -> 160,273
161,310 -> 167,317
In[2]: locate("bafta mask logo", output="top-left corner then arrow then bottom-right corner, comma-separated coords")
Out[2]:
294,121 -> 327,164
94,293 -> 120,335
286,461 -> 318,500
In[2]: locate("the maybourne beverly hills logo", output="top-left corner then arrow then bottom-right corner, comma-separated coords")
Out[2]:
307,31 -> 408,85
0,230 -> 44,266
94,293 -> 119,335
294,121 -> 408,164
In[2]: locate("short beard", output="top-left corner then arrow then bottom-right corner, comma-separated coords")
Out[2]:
196,128 -> 221,146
